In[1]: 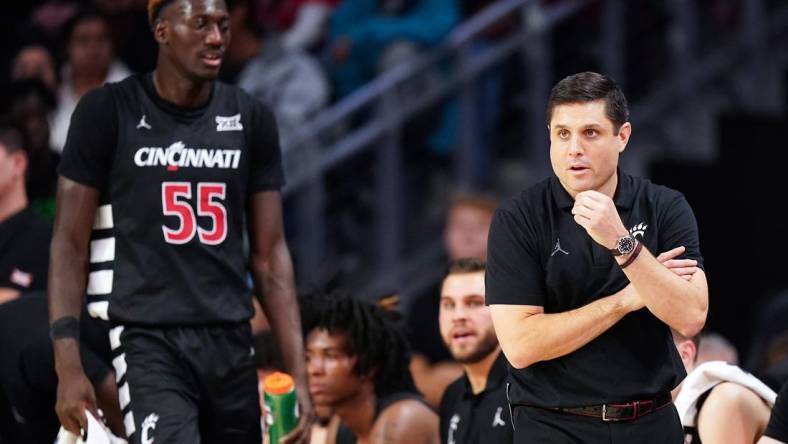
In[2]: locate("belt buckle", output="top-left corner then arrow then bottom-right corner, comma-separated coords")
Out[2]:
602,401 -> 639,422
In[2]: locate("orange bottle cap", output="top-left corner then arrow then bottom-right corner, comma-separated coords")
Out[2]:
264,372 -> 294,395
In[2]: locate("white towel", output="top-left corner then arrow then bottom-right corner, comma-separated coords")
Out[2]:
675,360 -> 777,427
54,410 -> 127,444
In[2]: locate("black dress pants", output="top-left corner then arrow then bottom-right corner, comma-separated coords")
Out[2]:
511,403 -> 684,444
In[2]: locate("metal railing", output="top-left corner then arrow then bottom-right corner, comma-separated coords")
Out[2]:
280,0 -> 788,297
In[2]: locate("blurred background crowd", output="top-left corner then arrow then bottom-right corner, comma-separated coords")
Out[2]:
1,0 -> 788,442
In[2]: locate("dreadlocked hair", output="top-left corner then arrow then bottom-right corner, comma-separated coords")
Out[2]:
301,290 -> 415,398
148,0 -> 179,25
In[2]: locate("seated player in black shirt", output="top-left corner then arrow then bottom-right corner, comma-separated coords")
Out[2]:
0,125 -> 52,304
437,258 -> 511,444
303,292 -> 439,444
0,292 -> 121,444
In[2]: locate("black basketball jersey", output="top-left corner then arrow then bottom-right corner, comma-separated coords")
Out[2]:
59,74 -> 284,325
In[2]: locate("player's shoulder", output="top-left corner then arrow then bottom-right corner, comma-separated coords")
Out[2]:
378,397 -> 437,426
214,81 -> 277,132
374,397 -> 438,444
75,74 -> 141,114
706,381 -> 767,408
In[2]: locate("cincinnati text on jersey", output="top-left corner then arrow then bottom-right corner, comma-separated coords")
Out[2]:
134,141 -> 242,171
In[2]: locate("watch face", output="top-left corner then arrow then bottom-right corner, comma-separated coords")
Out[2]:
617,236 -> 636,255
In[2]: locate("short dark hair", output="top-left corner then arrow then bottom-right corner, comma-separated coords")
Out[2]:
546,71 -> 629,133
0,119 -> 25,154
301,291 -> 415,398
62,7 -> 108,44
445,258 -> 486,278
148,0 -> 180,25
0,121 -> 24,155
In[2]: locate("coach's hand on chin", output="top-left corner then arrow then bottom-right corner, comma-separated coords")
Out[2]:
571,190 -> 628,250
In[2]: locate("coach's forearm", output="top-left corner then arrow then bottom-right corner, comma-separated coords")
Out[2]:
491,286 -> 637,369
619,247 -> 708,337
251,240 -> 307,386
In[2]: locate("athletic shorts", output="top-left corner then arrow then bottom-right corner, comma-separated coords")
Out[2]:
109,322 -> 261,444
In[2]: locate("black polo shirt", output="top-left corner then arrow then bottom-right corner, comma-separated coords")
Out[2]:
486,171 -> 703,407
439,352 -> 512,444
0,207 -> 52,292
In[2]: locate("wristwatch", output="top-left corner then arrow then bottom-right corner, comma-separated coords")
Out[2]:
610,234 -> 637,256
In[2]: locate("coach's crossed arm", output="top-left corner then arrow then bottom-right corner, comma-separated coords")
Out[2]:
491,247 -> 699,369
572,190 -> 708,340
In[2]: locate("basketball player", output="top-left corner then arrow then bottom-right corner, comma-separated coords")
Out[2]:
48,1 -> 312,442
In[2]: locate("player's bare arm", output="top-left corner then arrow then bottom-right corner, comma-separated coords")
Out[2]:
370,400 -> 439,444
697,382 -> 772,444
48,177 -> 101,435
572,190 -> 708,337
491,246 -> 699,368
248,190 -> 313,444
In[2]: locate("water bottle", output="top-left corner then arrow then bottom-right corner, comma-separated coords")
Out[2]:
263,372 -> 299,444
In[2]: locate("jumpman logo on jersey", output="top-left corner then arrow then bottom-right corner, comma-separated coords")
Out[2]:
447,414 -> 460,444
551,238 -> 569,256
492,406 -> 506,427
137,115 -> 152,130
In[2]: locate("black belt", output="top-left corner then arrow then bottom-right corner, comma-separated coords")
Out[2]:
551,392 -> 673,422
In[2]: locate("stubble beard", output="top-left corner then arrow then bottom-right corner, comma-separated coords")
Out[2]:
450,328 -> 499,364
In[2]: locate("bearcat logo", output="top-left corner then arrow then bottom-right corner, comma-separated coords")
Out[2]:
134,141 -> 241,171
141,413 -> 159,444
630,222 -> 648,238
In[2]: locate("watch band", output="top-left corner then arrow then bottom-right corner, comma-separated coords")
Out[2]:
620,241 -> 643,269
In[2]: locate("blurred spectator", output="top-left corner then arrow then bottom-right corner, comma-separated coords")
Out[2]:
761,332 -> 788,391
303,291 -> 439,444
50,9 -> 131,152
7,79 -> 60,219
254,0 -> 339,51
230,0 -> 330,141
0,124 -> 51,304
31,1 -> 80,39
443,193 -> 496,261
674,330 -> 776,444
10,45 -> 59,93
407,193 -> 496,407
223,0 -> 265,81
696,331 -> 739,365
94,0 -> 157,73
325,0 -> 458,98
0,292 -> 123,444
